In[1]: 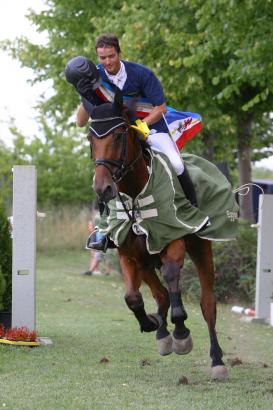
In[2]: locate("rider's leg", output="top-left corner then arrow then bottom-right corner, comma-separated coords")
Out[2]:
147,132 -> 197,206
177,165 -> 198,207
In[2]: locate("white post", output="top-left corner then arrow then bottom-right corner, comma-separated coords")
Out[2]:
255,194 -> 273,323
12,165 -> 37,331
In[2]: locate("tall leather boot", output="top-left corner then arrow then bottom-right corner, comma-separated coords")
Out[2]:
86,229 -> 116,252
177,165 -> 198,207
85,201 -> 115,252
86,230 -> 109,252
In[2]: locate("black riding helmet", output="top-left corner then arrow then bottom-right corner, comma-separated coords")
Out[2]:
65,56 -> 100,101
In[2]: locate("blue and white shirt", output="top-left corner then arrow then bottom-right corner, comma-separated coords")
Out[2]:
82,60 -> 168,133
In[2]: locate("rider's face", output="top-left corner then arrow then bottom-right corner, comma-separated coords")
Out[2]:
96,46 -> 121,75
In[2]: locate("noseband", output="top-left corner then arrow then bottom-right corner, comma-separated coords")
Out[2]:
91,125 -> 142,184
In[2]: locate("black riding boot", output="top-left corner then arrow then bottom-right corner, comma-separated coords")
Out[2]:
86,231 -> 116,253
177,165 -> 198,207
85,201 -> 116,252
85,231 -> 107,252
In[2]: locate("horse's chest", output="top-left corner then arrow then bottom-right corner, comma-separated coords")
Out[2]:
122,230 -> 149,259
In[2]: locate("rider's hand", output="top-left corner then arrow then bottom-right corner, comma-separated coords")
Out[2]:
76,78 -> 92,94
131,119 -> 150,140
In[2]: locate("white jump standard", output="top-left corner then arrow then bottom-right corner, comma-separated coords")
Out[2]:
12,165 -> 37,331
255,194 -> 273,324
11,165 -> 52,345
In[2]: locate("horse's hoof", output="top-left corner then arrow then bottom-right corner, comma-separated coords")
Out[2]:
147,313 -> 163,330
172,333 -> 193,355
211,365 -> 229,380
156,334 -> 173,356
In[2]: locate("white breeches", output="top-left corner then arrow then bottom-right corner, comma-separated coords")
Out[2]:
146,132 -> 184,175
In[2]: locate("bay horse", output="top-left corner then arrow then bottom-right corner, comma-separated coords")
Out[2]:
88,100 -> 230,380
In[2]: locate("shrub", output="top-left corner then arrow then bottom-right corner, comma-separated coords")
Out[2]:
0,267 -> 6,311
0,202 -> 12,311
213,220 -> 257,302
181,221 -> 257,303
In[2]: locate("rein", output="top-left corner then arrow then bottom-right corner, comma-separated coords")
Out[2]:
91,126 -> 143,222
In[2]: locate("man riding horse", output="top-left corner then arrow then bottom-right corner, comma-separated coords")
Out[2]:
65,36 -> 239,380
65,33 -> 202,251
72,95 -> 239,380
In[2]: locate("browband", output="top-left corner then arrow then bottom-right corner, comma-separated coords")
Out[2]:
89,122 -> 126,137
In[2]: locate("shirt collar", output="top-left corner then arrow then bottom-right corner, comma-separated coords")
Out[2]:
105,61 -> 127,90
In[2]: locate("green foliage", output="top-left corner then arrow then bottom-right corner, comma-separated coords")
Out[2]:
6,125 -> 96,206
0,266 -> 6,311
2,1 -> 272,146
213,221 -> 257,301
0,201 -> 12,311
0,128 -> 95,207
0,141 -> 17,209
182,221 -> 257,302
1,0 -> 124,125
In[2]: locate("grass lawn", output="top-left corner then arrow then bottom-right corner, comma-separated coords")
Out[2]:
0,250 -> 272,410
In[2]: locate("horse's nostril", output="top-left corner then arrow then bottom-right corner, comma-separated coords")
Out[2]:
104,185 -> 116,202
97,184 -> 116,203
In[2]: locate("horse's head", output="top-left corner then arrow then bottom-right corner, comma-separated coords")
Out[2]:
88,101 -> 142,203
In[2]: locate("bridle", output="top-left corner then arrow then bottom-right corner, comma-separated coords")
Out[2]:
90,124 -> 143,184
89,119 -> 144,222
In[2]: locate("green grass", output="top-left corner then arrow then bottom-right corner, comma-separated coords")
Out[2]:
0,250 -> 273,410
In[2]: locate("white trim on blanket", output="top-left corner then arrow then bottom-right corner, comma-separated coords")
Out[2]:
137,195 -> 155,207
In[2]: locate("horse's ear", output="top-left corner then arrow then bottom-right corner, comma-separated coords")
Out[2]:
113,89 -> 123,111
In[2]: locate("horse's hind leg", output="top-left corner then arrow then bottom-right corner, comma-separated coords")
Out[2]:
119,252 -> 162,333
160,239 -> 193,355
185,235 -> 228,380
141,269 -> 172,356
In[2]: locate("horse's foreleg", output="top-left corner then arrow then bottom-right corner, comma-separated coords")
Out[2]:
160,239 -> 193,355
141,269 -> 172,355
119,252 -> 161,333
185,235 -> 228,380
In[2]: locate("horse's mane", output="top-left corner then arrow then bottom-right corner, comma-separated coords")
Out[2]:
127,124 -> 150,164
139,140 -> 151,165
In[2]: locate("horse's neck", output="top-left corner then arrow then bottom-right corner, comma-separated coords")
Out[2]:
117,146 -> 149,199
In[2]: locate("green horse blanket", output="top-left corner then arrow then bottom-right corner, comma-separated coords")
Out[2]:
99,151 -> 239,254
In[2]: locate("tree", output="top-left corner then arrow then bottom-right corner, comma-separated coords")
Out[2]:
0,201 -> 12,312
10,124 -> 95,206
112,0 -> 273,220
162,0 -> 273,221
0,142 -> 13,208
0,122 -> 96,206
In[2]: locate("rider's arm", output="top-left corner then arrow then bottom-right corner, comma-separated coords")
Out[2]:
142,103 -> 167,127
137,64 -> 167,126
76,103 -> 90,127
